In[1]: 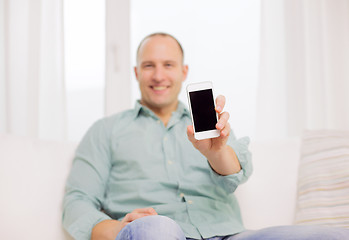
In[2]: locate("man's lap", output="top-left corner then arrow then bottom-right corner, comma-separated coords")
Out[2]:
115,215 -> 349,240
115,215 -> 186,240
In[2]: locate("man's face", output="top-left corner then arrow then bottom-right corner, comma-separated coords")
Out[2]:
135,35 -> 188,112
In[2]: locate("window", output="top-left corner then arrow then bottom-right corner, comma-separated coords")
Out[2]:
64,0 -> 105,141
63,0 -> 260,141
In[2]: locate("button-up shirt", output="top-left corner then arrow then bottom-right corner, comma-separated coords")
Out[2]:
63,101 -> 253,240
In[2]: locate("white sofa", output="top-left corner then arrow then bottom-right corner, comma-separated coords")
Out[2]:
0,134 -> 300,239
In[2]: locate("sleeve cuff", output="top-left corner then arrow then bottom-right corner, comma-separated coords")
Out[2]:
65,210 -> 111,240
210,168 -> 244,194
230,136 -> 253,183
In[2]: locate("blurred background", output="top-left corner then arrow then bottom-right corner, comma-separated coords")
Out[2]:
1,0 -> 348,143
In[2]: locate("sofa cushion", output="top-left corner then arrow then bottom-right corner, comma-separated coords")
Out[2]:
294,130 -> 349,228
235,138 -> 301,229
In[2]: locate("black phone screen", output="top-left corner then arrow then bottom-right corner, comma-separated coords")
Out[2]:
189,89 -> 217,132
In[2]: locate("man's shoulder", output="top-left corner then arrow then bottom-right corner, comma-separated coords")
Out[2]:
78,108 -> 136,145
98,108 -> 136,127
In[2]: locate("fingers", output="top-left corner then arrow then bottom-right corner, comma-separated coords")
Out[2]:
123,208 -> 157,223
215,95 -> 230,136
123,212 -> 149,223
220,122 -> 231,137
188,115 -> 230,140
216,112 -> 230,130
132,207 -> 157,216
215,95 -> 225,113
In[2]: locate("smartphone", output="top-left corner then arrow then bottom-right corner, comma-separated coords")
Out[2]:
186,81 -> 220,140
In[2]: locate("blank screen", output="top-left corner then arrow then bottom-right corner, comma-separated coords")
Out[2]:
189,89 -> 217,132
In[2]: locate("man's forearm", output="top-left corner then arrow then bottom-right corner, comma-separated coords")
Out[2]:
91,219 -> 122,240
206,145 -> 241,176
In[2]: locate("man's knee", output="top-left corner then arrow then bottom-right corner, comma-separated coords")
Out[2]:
116,215 -> 186,240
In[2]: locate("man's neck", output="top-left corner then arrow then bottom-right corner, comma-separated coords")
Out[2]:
143,101 -> 178,127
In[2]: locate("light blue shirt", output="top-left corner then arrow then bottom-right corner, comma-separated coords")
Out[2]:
63,101 -> 253,240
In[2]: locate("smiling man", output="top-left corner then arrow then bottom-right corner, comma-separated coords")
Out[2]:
62,32 -> 250,239
62,33 -> 349,240
134,33 -> 188,126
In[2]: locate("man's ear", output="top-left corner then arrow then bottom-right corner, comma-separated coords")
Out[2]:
134,66 -> 139,80
182,65 -> 189,82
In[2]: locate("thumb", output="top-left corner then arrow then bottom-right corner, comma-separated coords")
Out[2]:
187,125 -> 196,143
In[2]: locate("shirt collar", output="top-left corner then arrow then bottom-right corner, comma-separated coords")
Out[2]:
175,101 -> 190,118
133,100 -> 190,120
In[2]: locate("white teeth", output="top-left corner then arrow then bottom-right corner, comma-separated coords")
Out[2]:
153,86 -> 167,91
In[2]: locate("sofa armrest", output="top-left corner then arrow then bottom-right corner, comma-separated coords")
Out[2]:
0,134 -> 77,240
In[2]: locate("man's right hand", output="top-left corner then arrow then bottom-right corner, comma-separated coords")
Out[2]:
91,207 -> 158,240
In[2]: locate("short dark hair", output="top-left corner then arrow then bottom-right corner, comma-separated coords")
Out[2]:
136,32 -> 184,64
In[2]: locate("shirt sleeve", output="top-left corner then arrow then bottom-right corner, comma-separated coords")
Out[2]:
62,119 -> 112,240
209,131 -> 253,194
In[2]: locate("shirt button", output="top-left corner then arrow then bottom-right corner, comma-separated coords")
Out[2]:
180,193 -> 185,198
167,160 -> 173,165
157,120 -> 161,124
164,136 -> 168,141
187,200 -> 193,204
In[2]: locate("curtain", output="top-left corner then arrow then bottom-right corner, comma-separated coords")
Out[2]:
0,0 -> 66,141
0,1 -> 5,133
256,0 -> 349,140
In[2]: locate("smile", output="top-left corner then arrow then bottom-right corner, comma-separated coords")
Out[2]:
152,86 -> 168,91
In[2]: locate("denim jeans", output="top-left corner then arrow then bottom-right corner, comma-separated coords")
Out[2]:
115,215 -> 349,240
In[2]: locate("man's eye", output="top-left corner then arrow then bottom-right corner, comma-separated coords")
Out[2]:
144,64 -> 153,68
165,63 -> 173,67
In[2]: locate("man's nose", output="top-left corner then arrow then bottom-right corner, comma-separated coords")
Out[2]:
153,66 -> 165,82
